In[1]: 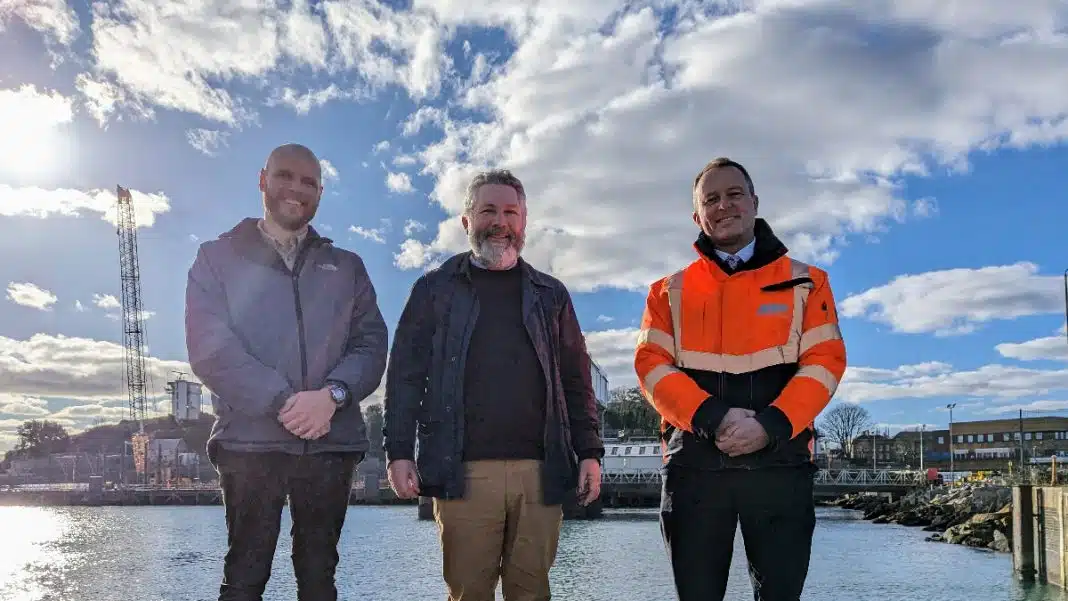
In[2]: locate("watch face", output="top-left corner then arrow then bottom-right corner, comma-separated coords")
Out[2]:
331,386 -> 345,402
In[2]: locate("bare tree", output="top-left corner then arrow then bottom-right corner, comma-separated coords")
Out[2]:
817,404 -> 873,458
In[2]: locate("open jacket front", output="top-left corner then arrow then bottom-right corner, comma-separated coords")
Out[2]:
383,252 -> 604,505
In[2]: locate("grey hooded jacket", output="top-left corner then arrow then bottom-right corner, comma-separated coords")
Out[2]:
185,217 -> 388,462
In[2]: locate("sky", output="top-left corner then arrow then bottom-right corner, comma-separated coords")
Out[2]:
0,0 -> 1067,451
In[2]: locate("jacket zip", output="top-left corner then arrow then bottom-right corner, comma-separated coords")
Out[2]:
291,241 -> 316,455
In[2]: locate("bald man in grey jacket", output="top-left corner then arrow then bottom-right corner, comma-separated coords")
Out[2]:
185,143 -> 388,601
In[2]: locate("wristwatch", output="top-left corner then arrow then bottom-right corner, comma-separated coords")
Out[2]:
326,380 -> 351,410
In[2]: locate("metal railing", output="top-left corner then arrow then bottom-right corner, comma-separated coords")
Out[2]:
602,470 -> 662,485
813,469 -> 925,486
601,468 -> 926,487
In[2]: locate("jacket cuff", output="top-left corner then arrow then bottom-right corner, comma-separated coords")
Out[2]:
577,448 -> 605,462
267,386 -> 295,415
691,396 -> 729,438
385,445 -> 415,463
755,406 -> 794,446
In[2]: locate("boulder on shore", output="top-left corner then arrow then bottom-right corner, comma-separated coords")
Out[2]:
830,485 -> 1012,553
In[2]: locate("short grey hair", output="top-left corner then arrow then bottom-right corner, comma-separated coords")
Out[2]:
464,169 -> 526,215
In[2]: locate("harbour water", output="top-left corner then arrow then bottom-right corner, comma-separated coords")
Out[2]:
0,505 -> 1062,600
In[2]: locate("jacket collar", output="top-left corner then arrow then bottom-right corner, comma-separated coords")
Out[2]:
443,250 -> 554,288
693,218 -> 788,273
221,217 -> 332,270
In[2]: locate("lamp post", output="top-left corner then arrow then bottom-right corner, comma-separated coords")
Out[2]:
919,424 -> 925,473
947,403 -> 957,482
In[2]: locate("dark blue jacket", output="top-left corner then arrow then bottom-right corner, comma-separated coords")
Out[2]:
383,252 -> 604,505
185,218 -> 388,463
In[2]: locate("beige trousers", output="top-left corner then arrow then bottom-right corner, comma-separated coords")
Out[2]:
433,459 -> 564,601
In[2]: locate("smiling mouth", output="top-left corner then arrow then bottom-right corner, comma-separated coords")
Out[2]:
716,216 -> 740,225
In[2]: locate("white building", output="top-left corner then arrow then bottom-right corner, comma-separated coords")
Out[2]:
603,440 -> 663,474
167,379 -> 202,421
589,354 -> 609,406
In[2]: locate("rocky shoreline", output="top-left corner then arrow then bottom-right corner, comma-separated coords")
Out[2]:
829,484 -> 1012,553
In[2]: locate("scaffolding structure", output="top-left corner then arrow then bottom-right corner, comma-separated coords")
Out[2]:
116,186 -> 151,480
116,185 -> 148,430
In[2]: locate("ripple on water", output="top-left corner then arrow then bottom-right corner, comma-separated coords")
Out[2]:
0,505 -> 1065,601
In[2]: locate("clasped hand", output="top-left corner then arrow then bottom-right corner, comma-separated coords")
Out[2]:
709,407 -> 770,457
277,388 -> 335,440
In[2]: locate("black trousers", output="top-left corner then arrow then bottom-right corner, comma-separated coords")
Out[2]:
660,465 -> 816,601
214,448 -> 361,601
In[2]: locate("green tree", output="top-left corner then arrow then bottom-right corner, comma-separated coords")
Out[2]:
364,403 -> 384,460
16,420 -> 71,457
604,386 -> 661,437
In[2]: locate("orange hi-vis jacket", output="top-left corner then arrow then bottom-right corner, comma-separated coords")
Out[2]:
634,219 -> 847,469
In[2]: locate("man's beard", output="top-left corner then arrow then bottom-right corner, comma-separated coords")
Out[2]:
470,224 -> 524,269
264,188 -> 317,231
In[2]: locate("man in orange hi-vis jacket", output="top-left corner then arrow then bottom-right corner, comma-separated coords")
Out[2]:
634,157 -> 846,601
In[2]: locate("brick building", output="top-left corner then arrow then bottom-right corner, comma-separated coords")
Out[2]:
942,416 -> 1068,466
891,428 -> 950,467
840,417 -> 1068,470
852,433 -> 895,466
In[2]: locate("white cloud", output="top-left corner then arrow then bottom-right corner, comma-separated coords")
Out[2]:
0,332 -> 190,401
324,1 -> 451,100
0,333 -> 189,403
403,219 -> 426,236
0,394 -> 50,418
978,400 -> 1068,416
841,263 -> 1063,335
0,184 -> 171,228
837,362 -> 1068,404
74,300 -> 86,312
388,1 -> 1068,293
79,0 -> 453,126
92,293 -> 120,310
91,293 -> 154,321
0,0 -> 80,46
386,172 -> 414,193
186,128 -> 230,156
75,73 -> 155,127
996,326 -> 1068,362
349,219 -> 391,244
6,282 -> 57,311
270,85 -> 357,115
584,328 -> 640,389
596,315 -> 614,323
401,106 -> 446,136
394,238 -> 432,270
320,159 -> 340,182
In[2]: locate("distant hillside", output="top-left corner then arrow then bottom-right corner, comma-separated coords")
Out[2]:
69,415 -> 215,456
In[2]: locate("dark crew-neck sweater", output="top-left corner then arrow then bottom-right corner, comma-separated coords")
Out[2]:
462,263 -> 547,461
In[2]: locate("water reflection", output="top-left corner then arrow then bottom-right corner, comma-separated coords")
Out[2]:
0,505 -> 1065,601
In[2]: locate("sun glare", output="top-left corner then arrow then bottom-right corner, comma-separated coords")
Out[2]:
0,85 -> 73,182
